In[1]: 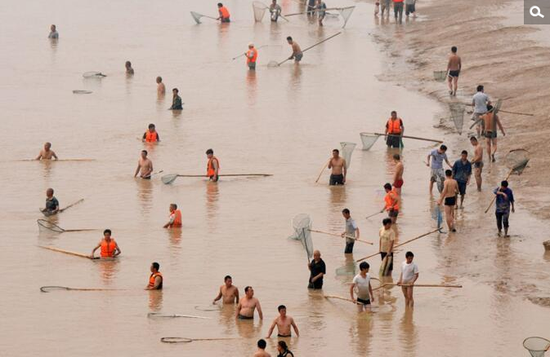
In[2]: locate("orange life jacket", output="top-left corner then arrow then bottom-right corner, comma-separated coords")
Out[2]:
219,6 -> 230,19
170,210 -> 182,227
387,118 -> 403,134
149,272 -> 163,289
247,48 -> 258,64
100,239 -> 117,258
384,189 -> 400,211
145,131 -> 158,142
207,157 -> 219,177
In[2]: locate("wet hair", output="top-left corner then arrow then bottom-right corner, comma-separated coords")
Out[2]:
148,123 -> 155,129
487,104 -> 494,112
470,136 -> 478,142
125,61 -> 132,67
342,208 -> 350,215
461,150 -> 468,155
477,85 -> 484,92
359,262 -> 369,271
172,88 -> 179,93
278,305 -> 286,311
278,341 -> 288,350
287,36 -> 293,41
206,149 -> 214,155
332,149 -> 339,154
103,229 -> 112,235
224,275 -> 232,281
45,142 -> 52,147
445,169 -> 452,177
440,145 -> 448,151
257,339 -> 267,349
152,262 -> 160,270
170,203 -> 177,209
451,46 -> 457,53
405,251 -> 414,258
156,76 -> 162,82
393,154 -> 400,160
391,110 -> 397,115
501,180 -> 509,187
47,188 -> 54,194
245,286 -> 252,293
141,150 -> 148,156
382,218 -> 392,226
384,183 -> 392,190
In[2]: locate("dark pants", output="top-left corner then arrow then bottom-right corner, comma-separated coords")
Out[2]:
496,211 -> 510,231
394,2 -> 404,21
345,241 -> 355,254
330,174 -> 344,186
308,279 -> 323,289
380,252 -> 394,273
386,135 -> 400,148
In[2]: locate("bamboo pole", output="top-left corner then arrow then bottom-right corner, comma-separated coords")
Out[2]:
314,162 -> 328,183
39,246 -> 98,259
373,283 -> 462,291
310,229 -> 373,245
484,169 -> 514,214
372,133 -> 443,144
356,229 -> 440,262
324,295 -> 354,303
59,199 -> 84,213
278,32 -> 342,66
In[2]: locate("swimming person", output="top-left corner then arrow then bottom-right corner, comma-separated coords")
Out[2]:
142,123 -> 160,143
286,37 -> 303,63
452,150 -> 472,208
381,183 -> 400,224
156,76 -> 166,96
379,218 -> 395,276
385,111 -> 404,148
36,142 -> 58,160
482,104 -> 506,162
393,154 -> 404,195
270,0 -> 282,21
147,262 -> 163,290
134,150 -> 153,179
246,43 -> 258,70
169,88 -> 183,110
447,46 -> 461,96
437,170 -> 458,232
41,188 -> 59,216
494,180 -> 515,237
426,145 -> 452,193
342,208 -> 360,254
125,61 -> 134,75
217,3 -> 231,22
163,204 -> 182,228
236,286 -> 263,320
308,250 -> 326,289
213,275 -> 239,304
206,149 -> 220,182
397,251 -> 419,308
48,24 -> 59,39
470,136 -> 483,191
90,229 -> 121,259
327,149 -> 347,185
254,339 -> 271,357
350,262 -> 374,312
266,305 -> 300,338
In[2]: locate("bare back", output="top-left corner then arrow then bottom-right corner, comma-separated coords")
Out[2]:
448,54 -> 461,71
442,178 -> 458,199
473,144 -> 483,163
394,162 -> 404,181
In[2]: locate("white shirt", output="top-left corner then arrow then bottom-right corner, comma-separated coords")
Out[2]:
472,92 -> 490,114
352,273 -> 371,300
401,261 -> 419,283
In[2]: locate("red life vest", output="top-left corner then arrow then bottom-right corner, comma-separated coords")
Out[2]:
247,48 -> 258,64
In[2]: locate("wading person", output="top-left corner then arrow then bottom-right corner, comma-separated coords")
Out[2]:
426,145 -> 451,193
213,275 -> 239,304
236,286 -> 263,320
266,305 -> 300,338
405,0 -> 416,18
246,43 -> 258,70
147,262 -> 163,290
134,150 -> 153,179
317,0 -> 327,26
482,104 -> 506,163
470,136 -> 483,191
393,153 -> 404,195
307,0 -> 316,15
163,203 -> 182,228
156,76 -> 166,96
452,150 -> 472,208
48,24 -> 59,39
142,123 -> 160,143
350,262 -> 374,312
90,229 -> 121,259
381,0 -> 391,17
327,149 -> 347,185
447,46 -> 461,96
36,142 -> 58,160
472,85 -> 490,136
381,183 -> 400,224
286,37 -> 303,63
270,0 -> 282,22
437,170 -> 458,232
494,180 -> 515,237
385,111 -> 404,149
254,339 -> 271,357
277,341 -> 294,357
169,88 -> 183,110
206,149 -> 220,182
217,3 -> 231,22
308,250 -> 326,289
397,251 -> 418,308
379,218 -> 395,276
393,0 -> 404,23
41,188 -> 59,215
125,61 -> 134,75
342,208 -> 360,254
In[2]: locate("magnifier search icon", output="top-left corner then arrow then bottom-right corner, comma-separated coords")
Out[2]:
530,5 -> 545,18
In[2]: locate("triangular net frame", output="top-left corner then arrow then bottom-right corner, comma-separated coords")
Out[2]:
433,71 -> 447,82
37,219 -> 65,233
340,142 -> 357,169
523,337 -> 550,357
449,103 -> 465,135
338,6 -> 355,28
83,71 -> 105,78
253,1 -> 268,22
493,98 -> 503,115
505,149 -> 530,175
359,132 -> 380,151
190,11 -> 206,24
289,214 -> 314,260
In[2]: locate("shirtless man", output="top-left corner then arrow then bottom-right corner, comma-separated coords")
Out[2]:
437,170 -> 458,232
327,149 -> 347,185
393,154 -> 404,195
254,339 -> 271,357
156,76 -> 166,96
266,305 -> 300,338
447,46 -> 461,96
470,136 -> 483,191
236,286 -> 263,320
286,36 -> 303,63
213,275 -> 239,304
134,150 -> 153,179
482,104 -> 506,162
36,142 -> 58,160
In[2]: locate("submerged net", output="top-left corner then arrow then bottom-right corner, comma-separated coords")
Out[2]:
37,219 -> 64,233
523,337 -> 550,357
340,142 -> 356,169
83,71 -> 106,78
433,71 -> 447,82
359,132 -> 380,151
338,6 -> 355,28
505,149 -> 530,175
289,214 -> 314,260
253,1 -> 267,22
190,11 -> 205,24
161,337 -> 193,344
449,103 -> 465,135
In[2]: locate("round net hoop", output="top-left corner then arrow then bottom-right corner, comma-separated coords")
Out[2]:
523,337 -> 550,357
433,70 -> 447,82
37,219 -> 65,233
190,11 -> 203,24
82,71 -> 105,78
340,142 -> 356,169
449,103 -> 465,135
253,1 -> 267,22
359,132 -> 380,151
505,149 -> 530,174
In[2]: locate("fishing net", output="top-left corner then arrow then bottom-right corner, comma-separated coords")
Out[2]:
37,219 -> 65,233
289,214 -> 314,260
523,337 -> 550,357
433,71 -> 447,82
161,337 -> 193,344
148,313 -> 209,319
267,60 -> 280,67
253,1 -> 267,22
505,149 -> 530,175
73,90 -> 92,94
360,132 -> 380,151
40,286 -> 70,292
449,103 -> 465,135
82,71 -> 106,78
335,260 -> 357,276
190,11 -> 207,24
432,205 -> 443,230
195,305 -> 221,312
340,142 -> 356,169
493,98 -> 503,115
338,6 -> 355,28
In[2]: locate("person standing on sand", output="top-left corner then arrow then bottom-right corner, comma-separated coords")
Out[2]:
48,24 -> 59,39
156,76 -> 166,96
134,150 -> 153,179
470,136 -> 483,191
472,85 -> 491,136
266,305 -> 300,338
254,339 -> 271,357
236,286 -> 263,320
379,218 -> 395,275
393,154 -> 404,195
437,170 -> 458,232
385,111 -> 404,149
36,142 -> 58,160
308,250 -> 326,289
342,208 -> 360,254
494,180 -> 515,237
350,262 -> 374,312
147,262 -> 163,290
213,275 -> 239,304
125,61 -> 134,75
327,149 -> 347,185
452,150 -> 472,208
393,0 -> 404,23
381,183 -> 400,224
397,251 -> 418,308
286,37 -> 303,63
426,145 -> 452,193
41,188 -> 59,216
482,104 -> 506,163
163,203 -> 182,228
447,46 -> 461,96
169,88 -> 183,110
405,0 -> 416,18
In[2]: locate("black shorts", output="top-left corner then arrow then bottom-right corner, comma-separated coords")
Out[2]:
449,70 -> 460,78
386,135 -> 401,148
484,130 -> 497,139
308,281 -> 323,289
238,314 -> 253,320
221,18 -> 230,23
457,181 -> 467,196
330,174 -> 344,185
388,209 -> 399,218
380,252 -> 394,272
357,298 -> 371,305
444,196 -> 457,206
344,241 -> 355,254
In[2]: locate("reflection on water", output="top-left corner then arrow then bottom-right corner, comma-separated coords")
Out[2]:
136,178 -> 153,216
399,308 -> 417,356
219,304 -> 238,335
350,313 -> 374,356
246,70 -> 257,106
236,316 -> 263,339
205,181 -> 219,232
167,227 -> 182,248
96,259 -> 120,284
148,290 -> 163,311
40,160 -> 54,179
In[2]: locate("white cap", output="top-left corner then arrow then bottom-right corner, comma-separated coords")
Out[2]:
248,42 -> 254,47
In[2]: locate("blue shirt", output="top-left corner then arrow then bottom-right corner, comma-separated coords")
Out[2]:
494,187 -> 514,212
430,149 -> 447,170
452,159 -> 472,183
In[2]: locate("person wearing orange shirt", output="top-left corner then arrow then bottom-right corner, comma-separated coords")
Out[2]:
147,262 -> 163,290
246,43 -> 258,70
90,229 -> 121,259
163,203 -> 182,228
206,149 -> 220,182
217,3 -> 230,23
142,123 -> 160,143
380,183 -> 400,224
